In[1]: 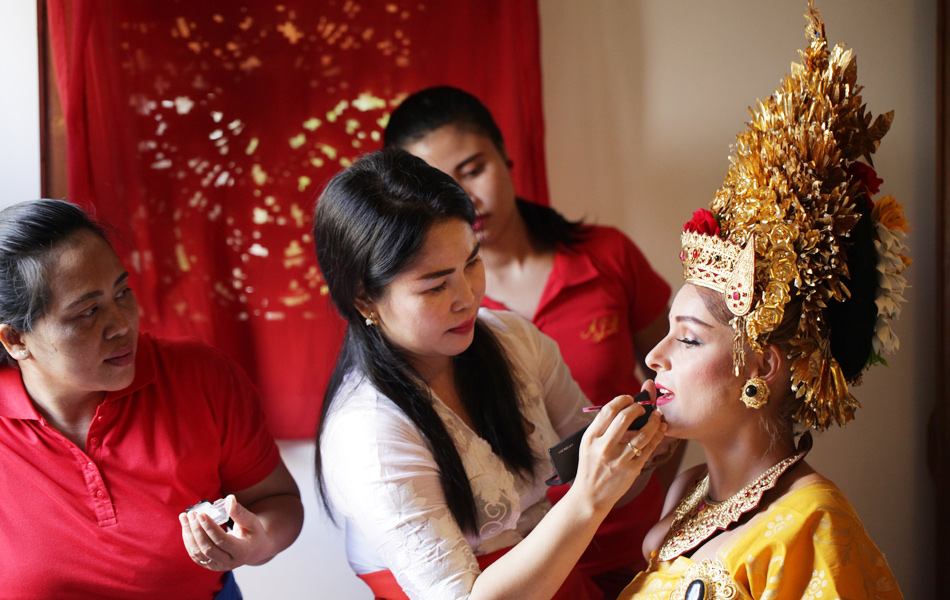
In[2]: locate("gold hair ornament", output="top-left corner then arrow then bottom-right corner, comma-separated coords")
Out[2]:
680,1 -> 910,430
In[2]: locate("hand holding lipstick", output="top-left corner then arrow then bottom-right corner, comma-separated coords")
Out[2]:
583,390 -> 656,431
568,393 -> 667,515
583,389 -> 654,412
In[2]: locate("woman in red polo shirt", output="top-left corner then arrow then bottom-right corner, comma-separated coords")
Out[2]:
0,199 -> 303,600
384,86 -> 678,597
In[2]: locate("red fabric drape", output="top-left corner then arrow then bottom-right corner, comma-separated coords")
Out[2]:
47,1 -> 547,438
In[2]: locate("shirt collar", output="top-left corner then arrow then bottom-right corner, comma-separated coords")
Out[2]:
538,246 -> 599,308
0,368 -> 39,419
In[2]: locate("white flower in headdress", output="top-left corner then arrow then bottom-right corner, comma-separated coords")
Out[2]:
869,195 -> 911,363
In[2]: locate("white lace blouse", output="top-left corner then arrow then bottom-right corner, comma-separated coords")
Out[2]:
321,309 -> 592,600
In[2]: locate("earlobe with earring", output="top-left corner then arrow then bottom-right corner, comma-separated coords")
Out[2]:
364,312 -> 379,327
741,377 -> 769,409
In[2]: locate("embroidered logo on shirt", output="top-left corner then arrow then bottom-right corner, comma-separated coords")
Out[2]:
580,315 -> 619,343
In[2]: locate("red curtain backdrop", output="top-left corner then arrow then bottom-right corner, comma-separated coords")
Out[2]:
46,0 -> 548,438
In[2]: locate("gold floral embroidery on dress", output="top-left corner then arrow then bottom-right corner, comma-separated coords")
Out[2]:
672,560 -> 738,600
580,314 -> 619,343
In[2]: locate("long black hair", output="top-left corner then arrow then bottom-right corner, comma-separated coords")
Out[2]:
383,85 -> 589,250
0,199 -> 109,366
312,149 -> 537,533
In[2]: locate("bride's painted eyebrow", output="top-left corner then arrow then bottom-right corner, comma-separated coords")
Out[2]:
674,315 -> 713,329
418,242 -> 481,281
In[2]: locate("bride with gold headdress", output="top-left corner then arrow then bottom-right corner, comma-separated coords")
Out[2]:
619,2 -> 907,598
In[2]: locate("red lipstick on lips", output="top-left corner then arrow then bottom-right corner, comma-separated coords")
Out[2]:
449,316 -> 476,335
655,386 -> 673,407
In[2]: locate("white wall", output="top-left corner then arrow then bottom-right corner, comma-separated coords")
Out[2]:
5,2 -> 936,598
0,2 -> 40,205
236,441 -> 370,598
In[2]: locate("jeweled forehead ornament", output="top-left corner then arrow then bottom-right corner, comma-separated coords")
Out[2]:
679,0 -> 905,431
680,230 -> 755,320
680,228 -> 755,374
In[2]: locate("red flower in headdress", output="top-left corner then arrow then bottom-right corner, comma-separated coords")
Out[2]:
683,209 -> 721,237
847,161 -> 883,197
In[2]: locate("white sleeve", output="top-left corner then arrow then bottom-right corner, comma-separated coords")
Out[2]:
532,323 -> 593,438
322,389 -> 479,600
485,310 -> 592,439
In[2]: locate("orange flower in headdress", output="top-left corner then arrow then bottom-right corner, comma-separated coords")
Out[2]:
872,195 -> 910,233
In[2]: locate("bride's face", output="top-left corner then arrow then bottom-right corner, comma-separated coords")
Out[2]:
645,284 -> 748,440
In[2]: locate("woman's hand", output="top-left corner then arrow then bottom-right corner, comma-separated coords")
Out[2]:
179,495 -> 272,571
180,460 -> 304,571
572,394 -> 667,515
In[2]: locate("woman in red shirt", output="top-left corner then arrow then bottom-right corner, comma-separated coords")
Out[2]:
0,199 -> 303,599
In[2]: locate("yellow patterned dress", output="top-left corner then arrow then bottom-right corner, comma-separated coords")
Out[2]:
618,479 -> 902,600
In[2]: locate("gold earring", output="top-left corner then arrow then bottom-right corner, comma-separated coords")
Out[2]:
364,312 -> 378,327
741,377 -> 769,409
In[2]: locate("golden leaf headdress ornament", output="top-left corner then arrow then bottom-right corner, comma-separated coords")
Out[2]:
680,1 -> 910,430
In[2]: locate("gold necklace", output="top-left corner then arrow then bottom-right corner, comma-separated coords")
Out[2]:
657,433 -> 811,562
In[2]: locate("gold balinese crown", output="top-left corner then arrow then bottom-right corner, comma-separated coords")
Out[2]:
681,230 -> 755,318
679,1 -> 909,430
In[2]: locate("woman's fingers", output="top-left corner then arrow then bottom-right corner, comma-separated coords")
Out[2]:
573,400 -> 667,512
583,394 -> 638,440
588,393 -> 661,447
180,510 -> 233,570
180,512 -> 215,568
622,411 -> 667,462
